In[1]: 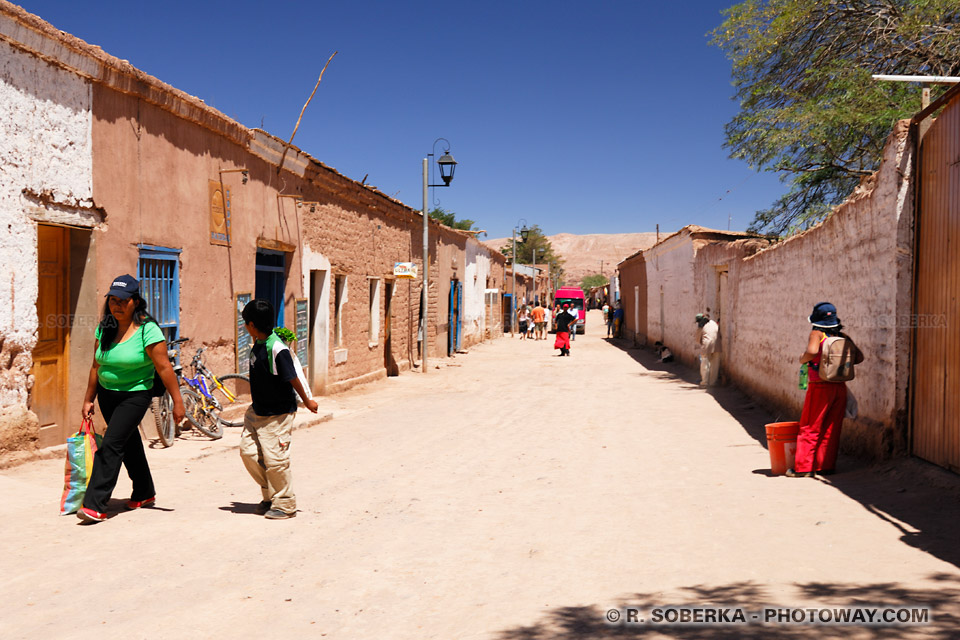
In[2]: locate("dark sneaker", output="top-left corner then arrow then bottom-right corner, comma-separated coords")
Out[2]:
785,468 -> 815,478
125,497 -> 156,510
264,508 -> 296,520
78,507 -> 107,523
254,500 -> 272,515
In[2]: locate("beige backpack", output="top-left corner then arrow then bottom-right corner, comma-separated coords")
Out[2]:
819,333 -> 864,382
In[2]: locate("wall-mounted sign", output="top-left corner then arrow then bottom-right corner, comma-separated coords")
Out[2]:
394,262 -> 418,279
295,298 -> 309,372
209,180 -> 231,246
235,292 -> 252,372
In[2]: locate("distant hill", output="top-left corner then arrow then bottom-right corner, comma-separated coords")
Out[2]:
483,232 -> 662,286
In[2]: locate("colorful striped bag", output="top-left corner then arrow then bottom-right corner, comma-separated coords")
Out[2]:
59,418 -> 102,515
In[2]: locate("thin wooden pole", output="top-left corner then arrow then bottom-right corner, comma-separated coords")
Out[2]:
277,51 -> 338,174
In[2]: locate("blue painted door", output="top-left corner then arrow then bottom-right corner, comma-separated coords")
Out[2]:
255,249 -> 286,326
448,280 -> 462,355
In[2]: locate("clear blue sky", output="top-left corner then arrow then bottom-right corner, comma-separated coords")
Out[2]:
17,0 -> 787,239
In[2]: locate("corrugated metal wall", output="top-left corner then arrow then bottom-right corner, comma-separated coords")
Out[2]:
912,92 -> 960,471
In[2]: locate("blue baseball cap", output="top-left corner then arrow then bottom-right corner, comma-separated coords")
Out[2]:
809,302 -> 839,328
106,274 -> 140,300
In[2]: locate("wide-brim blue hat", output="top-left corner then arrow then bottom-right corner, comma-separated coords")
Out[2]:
809,301 -> 839,328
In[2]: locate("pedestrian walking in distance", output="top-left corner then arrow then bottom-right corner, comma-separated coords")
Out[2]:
695,313 -> 720,387
532,301 -> 546,340
553,303 -> 576,356
240,299 -> 318,519
517,304 -> 530,340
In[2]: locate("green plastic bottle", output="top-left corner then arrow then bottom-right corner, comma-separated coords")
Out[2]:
799,363 -> 809,390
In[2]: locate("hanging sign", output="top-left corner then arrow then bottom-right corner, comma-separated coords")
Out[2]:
394,262 -> 418,279
209,180 -> 232,246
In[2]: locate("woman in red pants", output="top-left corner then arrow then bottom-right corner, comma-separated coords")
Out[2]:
787,302 -> 857,478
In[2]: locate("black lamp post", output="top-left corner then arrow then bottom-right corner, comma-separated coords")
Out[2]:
422,138 -> 457,373
436,152 -> 457,186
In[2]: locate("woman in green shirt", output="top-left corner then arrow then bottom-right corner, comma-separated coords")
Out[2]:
77,275 -> 184,524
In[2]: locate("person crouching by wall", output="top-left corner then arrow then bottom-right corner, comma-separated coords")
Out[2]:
655,341 -> 674,363
787,302 -> 862,478
78,274 -> 185,524
240,299 -> 318,519
695,313 -> 720,387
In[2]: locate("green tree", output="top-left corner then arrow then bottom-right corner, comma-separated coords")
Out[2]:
711,0 -> 960,236
580,274 -> 609,291
429,207 -> 476,231
499,224 -> 564,276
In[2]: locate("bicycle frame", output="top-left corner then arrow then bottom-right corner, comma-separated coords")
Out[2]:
184,353 -> 239,408
182,371 -> 216,405
197,364 -> 238,403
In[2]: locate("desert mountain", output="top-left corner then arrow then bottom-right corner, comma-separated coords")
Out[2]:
483,232 -> 662,286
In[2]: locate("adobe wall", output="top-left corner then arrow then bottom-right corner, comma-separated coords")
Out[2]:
462,239 -> 493,348
644,234 -> 699,366
617,254 -> 646,345
729,122 -> 914,459
485,254 -> 507,337
692,238 -> 770,371
298,168 -> 422,391
0,37 -> 93,450
91,84 -> 277,379
435,226 -> 465,355
506,271 -> 533,312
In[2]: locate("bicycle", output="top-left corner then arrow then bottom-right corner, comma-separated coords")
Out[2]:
181,346 -> 251,435
152,336 -> 188,448
152,343 -> 251,446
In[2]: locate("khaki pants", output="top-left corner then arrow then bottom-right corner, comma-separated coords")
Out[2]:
239,407 -> 296,513
699,352 -> 721,387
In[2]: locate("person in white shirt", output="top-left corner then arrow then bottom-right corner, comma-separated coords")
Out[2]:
695,313 -> 720,387
517,305 -> 530,340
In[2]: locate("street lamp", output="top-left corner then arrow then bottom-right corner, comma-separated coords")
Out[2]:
422,138 -> 458,373
511,219 -> 529,337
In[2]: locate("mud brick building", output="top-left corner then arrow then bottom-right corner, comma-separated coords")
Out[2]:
0,2 -> 505,452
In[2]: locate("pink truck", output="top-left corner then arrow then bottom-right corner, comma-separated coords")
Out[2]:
553,287 -> 585,334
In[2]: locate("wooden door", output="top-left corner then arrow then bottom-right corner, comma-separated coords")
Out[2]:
32,225 -> 70,447
912,93 -> 960,471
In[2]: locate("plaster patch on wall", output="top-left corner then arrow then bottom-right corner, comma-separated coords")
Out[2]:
463,241 -> 492,344
0,39 -> 93,407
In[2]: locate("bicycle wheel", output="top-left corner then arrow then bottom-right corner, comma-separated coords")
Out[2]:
181,386 -> 223,440
152,392 -> 176,448
209,373 -> 251,427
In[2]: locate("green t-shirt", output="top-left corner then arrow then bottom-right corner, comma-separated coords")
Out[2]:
95,322 -> 165,391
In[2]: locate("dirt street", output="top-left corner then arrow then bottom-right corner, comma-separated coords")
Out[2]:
3,310 -> 960,639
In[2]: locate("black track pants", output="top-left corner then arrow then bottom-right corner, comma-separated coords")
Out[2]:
82,385 -> 155,512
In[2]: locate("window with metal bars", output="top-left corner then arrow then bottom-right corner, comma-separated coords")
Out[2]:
138,244 -> 181,342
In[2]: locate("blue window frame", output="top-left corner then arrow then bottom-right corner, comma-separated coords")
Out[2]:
255,249 -> 286,326
138,244 -> 181,343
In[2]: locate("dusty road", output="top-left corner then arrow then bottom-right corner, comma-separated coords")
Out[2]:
3,310 -> 960,639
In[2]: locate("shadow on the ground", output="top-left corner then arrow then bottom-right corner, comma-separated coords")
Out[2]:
495,574 -> 960,639
219,501 -> 263,515
608,338 -> 772,447
606,338 -> 960,571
